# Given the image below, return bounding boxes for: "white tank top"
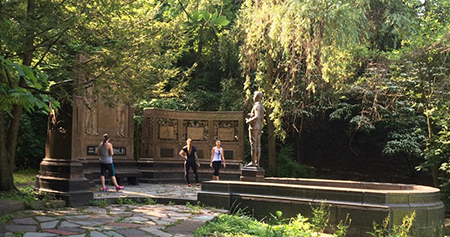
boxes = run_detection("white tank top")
[212,147,223,162]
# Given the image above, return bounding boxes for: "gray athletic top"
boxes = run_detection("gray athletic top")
[99,142,113,164]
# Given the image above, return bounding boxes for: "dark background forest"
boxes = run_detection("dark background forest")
[1,0,449,208]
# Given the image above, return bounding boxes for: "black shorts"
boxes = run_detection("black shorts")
[100,163,116,176]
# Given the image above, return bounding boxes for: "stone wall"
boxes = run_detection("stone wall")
[198,179,445,237]
[139,108,245,182]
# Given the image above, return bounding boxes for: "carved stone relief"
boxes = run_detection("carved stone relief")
[183,120,208,141]
[158,118,178,140]
[214,120,238,141]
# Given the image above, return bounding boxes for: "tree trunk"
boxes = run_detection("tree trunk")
[0,0,35,191]
[0,111,14,190]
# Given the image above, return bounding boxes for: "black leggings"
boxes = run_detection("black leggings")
[185,161,199,184]
[100,163,116,176]
[212,161,222,176]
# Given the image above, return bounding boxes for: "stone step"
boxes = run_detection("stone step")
[0,200,24,216]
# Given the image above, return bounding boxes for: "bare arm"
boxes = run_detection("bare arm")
[210,148,214,163]
[221,148,226,167]
[179,149,186,160]
[195,152,199,164]
[108,143,114,156]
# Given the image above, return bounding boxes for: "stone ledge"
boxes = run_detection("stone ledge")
[0,200,24,216]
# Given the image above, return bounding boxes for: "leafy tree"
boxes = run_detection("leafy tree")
[0,56,57,191]
[381,0,450,187]
[0,0,198,191]
[236,0,368,174]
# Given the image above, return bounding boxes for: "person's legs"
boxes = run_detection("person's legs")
[185,161,191,185]
[100,176,107,189]
[192,162,199,184]
[100,164,108,190]
[213,161,221,180]
[106,163,124,190]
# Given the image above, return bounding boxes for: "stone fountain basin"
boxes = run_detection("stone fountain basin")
[198,178,444,237]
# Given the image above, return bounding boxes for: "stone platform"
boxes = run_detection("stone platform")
[0,183,224,237]
[198,178,445,237]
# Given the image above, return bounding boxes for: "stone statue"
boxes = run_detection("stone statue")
[245,91,264,167]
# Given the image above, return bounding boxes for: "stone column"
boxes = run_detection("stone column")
[36,83,93,207]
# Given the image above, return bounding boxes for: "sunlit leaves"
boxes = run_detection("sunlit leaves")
[0,56,58,115]
[237,0,368,139]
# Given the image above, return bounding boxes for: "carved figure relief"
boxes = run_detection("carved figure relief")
[116,100,127,137]
[84,84,98,135]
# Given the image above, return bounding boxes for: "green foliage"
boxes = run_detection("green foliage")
[86,199,109,207]
[237,0,368,140]
[115,198,134,205]
[15,113,47,169]
[0,185,38,204]
[310,202,331,233]
[0,57,58,115]
[13,169,38,186]
[267,210,288,226]
[0,214,13,223]
[276,145,315,178]
[333,213,351,237]
[368,211,415,237]
[193,211,273,236]
[194,207,350,237]
[383,129,424,158]
[186,201,204,214]
[144,198,158,205]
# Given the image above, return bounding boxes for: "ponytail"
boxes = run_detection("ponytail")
[103,133,109,143]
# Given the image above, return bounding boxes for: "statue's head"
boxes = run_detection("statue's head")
[253,91,263,102]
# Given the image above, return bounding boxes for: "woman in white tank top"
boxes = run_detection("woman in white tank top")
[210,140,226,180]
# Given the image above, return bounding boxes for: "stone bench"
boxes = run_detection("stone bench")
[115,171,142,185]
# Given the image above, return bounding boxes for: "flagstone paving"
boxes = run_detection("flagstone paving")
[0,183,227,237]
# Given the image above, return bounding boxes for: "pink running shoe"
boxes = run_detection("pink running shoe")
[102,188,109,191]
[116,186,124,191]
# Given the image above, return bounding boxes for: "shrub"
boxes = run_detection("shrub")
[277,145,315,178]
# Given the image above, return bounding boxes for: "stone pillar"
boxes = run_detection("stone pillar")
[36,83,93,206]
[240,166,265,182]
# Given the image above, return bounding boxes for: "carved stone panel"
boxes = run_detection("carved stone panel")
[141,108,244,161]
[183,120,208,141]
[158,118,177,140]
[159,126,174,140]
[218,128,235,141]
[213,120,239,141]
[187,127,204,140]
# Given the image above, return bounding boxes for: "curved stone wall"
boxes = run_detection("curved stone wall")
[198,178,444,237]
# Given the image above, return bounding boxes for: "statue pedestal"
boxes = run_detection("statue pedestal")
[240,166,265,182]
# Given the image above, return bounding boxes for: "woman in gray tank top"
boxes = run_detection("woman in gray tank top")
[97,134,124,191]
